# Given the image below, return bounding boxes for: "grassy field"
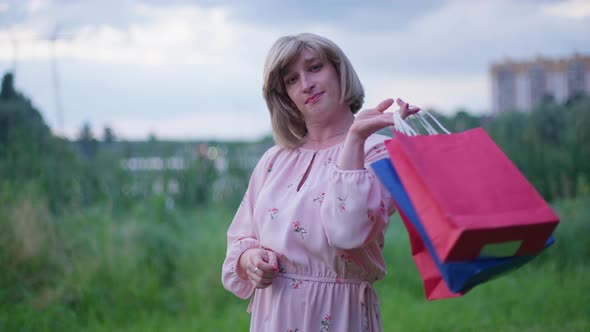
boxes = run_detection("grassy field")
[0,194,588,331]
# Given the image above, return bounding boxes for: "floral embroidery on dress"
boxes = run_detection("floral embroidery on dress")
[367,201,387,222]
[362,318,370,332]
[267,162,274,173]
[313,193,326,205]
[268,208,279,220]
[323,157,333,166]
[361,305,370,332]
[367,209,376,222]
[292,221,307,239]
[337,195,347,212]
[320,313,332,331]
[290,278,303,289]
[373,145,384,154]
[278,264,287,274]
[340,254,352,266]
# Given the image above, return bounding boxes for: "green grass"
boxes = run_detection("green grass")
[376,198,590,331]
[0,195,588,331]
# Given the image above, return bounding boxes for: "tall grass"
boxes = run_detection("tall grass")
[0,192,588,331]
[376,198,590,331]
[0,191,247,331]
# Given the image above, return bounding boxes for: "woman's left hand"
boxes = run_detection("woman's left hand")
[349,98,420,140]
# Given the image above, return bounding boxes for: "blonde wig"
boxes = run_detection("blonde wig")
[262,33,365,148]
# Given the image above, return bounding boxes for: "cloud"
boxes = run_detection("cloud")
[5,1,587,71]
[365,74,489,114]
[220,0,448,31]
[0,0,588,140]
[0,3,242,65]
[541,0,590,19]
[330,0,590,77]
[26,0,48,13]
[66,110,272,141]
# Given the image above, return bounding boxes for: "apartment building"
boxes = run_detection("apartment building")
[491,54,590,113]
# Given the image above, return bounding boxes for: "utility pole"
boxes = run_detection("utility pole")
[50,25,65,134]
[10,31,17,76]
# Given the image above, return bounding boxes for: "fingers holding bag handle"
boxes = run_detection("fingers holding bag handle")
[392,98,451,136]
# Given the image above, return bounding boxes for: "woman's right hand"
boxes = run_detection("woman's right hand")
[238,248,279,289]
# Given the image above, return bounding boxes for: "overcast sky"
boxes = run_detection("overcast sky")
[0,0,589,141]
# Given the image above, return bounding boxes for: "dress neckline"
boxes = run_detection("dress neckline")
[298,141,344,153]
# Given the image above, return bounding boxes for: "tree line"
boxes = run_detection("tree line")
[1,71,588,215]
[432,95,590,201]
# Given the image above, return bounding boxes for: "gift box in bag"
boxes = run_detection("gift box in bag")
[386,128,559,262]
[371,158,554,300]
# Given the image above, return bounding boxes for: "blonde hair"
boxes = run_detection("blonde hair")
[262,33,365,148]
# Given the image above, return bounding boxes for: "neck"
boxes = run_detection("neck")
[305,130,348,142]
[303,110,354,149]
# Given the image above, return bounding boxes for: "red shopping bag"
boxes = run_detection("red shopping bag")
[398,207,464,300]
[386,128,559,262]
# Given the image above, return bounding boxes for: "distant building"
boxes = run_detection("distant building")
[491,54,590,113]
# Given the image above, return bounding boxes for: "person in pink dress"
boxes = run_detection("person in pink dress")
[221,33,420,331]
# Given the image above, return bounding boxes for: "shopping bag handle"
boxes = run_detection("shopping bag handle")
[392,107,451,136]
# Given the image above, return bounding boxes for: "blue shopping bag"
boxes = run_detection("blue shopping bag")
[371,158,554,299]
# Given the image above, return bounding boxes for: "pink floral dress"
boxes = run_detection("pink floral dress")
[222,134,396,332]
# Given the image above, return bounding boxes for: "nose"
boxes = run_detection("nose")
[301,74,315,93]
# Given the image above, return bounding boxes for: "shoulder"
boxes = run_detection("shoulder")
[260,144,298,161]
[255,144,292,169]
[254,145,280,169]
[261,144,282,160]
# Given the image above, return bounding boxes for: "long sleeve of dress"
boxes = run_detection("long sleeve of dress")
[221,148,275,299]
[321,135,396,250]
